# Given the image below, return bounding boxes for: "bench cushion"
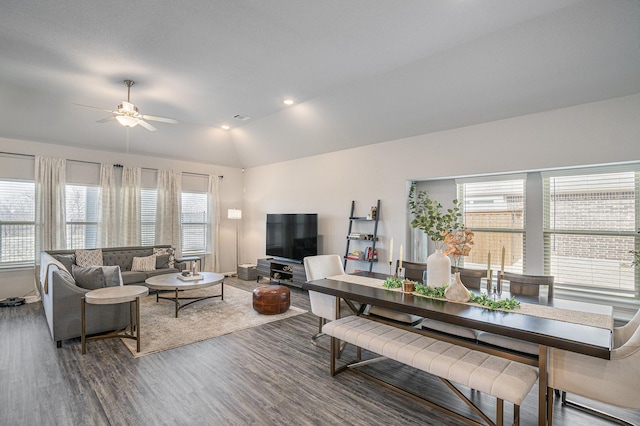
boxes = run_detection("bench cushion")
[324,316,537,406]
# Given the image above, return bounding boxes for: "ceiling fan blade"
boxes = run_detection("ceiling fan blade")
[141,114,177,124]
[96,116,116,123]
[73,103,114,113]
[137,120,157,132]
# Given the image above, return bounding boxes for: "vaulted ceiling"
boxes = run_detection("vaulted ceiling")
[1,0,639,168]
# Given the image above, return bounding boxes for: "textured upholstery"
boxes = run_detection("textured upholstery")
[421,317,480,340]
[549,319,640,410]
[324,316,538,406]
[40,246,184,346]
[304,254,346,321]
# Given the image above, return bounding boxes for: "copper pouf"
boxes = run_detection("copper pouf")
[252,285,290,315]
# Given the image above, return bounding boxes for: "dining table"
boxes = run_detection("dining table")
[303,272,613,426]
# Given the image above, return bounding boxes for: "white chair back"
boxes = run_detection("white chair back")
[549,318,640,409]
[304,255,345,321]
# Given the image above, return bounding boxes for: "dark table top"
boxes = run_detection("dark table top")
[303,273,613,359]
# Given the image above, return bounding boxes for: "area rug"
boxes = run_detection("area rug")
[121,284,306,357]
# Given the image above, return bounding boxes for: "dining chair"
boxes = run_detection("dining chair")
[396,260,427,281]
[476,272,555,355]
[304,254,354,349]
[548,310,640,426]
[551,308,640,425]
[420,267,487,341]
[367,260,424,325]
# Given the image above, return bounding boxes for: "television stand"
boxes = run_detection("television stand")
[256,258,306,288]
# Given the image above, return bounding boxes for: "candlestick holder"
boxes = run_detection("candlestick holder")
[389,261,393,278]
[397,267,405,281]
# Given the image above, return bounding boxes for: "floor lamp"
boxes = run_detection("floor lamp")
[228,209,242,275]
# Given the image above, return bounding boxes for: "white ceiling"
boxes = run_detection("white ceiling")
[1,0,639,168]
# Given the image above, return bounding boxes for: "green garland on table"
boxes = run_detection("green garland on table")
[414,282,447,299]
[383,277,403,289]
[410,283,520,311]
[468,293,520,311]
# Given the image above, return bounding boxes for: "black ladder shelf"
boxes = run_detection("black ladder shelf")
[343,199,381,272]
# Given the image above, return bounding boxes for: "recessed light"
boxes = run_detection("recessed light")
[283,99,294,106]
[221,125,230,130]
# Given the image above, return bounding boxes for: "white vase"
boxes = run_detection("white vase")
[426,249,451,287]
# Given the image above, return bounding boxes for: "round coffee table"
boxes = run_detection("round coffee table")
[145,272,225,318]
[81,285,149,354]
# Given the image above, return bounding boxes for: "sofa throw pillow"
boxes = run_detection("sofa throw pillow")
[155,254,170,269]
[72,265,106,290]
[52,254,75,272]
[153,247,175,268]
[100,265,123,287]
[75,249,103,267]
[132,255,157,272]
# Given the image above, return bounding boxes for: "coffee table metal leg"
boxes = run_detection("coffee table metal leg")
[81,297,86,354]
[175,288,179,318]
[136,296,141,352]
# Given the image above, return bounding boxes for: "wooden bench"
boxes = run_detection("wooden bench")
[323,316,538,426]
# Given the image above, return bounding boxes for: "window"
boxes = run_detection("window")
[181,191,207,254]
[457,177,526,273]
[0,179,35,266]
[65,184,99,249]
[141,188,157,246]
[543,167,639,296]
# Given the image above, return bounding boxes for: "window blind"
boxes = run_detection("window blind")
[65,184,98,249]
[543,167,639,295]
[181,191,207,254]
[140,188,157,246]
[457,178,526,273]
[0,179,35,265]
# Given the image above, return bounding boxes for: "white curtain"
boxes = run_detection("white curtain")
[204,175,221,272]
[156,169,182,256]
[34,156,66,301]
[97,164,117,247]
[120,166,141,246]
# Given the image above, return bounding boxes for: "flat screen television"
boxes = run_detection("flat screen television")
[266,213,318,262]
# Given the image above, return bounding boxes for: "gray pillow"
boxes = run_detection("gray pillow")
[72,265,106,290]
[53,254,75,272]
[100,265,122,287]
[156,254,170,269]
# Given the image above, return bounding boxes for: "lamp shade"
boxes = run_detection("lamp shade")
[228,208,242,220]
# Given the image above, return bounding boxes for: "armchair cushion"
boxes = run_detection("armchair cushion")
[72,265,106,290]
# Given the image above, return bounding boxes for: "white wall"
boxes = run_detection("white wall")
[243,94,640,276]
[0,138,244,299]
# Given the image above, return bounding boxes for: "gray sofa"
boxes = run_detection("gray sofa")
[39,245,186,347]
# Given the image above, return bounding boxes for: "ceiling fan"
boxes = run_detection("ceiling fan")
[79,80,177,131]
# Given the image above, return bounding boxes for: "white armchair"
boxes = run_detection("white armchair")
[304,255,354,348]
[548,308,640,425]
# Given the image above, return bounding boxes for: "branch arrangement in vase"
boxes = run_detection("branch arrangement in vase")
[408,182,463,248]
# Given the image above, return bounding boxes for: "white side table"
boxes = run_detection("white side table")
[81,285,149,354]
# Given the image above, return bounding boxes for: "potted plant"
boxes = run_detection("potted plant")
[408,182,463,286]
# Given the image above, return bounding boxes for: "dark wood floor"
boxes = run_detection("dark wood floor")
[1,277,637,426]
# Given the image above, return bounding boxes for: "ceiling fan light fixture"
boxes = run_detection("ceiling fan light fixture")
[116,115,140,128]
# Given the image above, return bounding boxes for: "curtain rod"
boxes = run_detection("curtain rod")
[0,151,223,179]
